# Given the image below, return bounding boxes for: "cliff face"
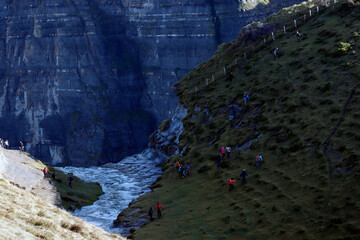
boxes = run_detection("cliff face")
[0,0,304,166]
[0,0,154,166]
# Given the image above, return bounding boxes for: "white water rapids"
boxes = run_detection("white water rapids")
[57,148,166,234]
[56,105,187,235]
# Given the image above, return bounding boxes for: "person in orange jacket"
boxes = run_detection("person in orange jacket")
[156,202,162,218]
[228,178,236,192]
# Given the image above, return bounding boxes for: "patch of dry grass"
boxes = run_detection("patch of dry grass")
[0,179,124,240]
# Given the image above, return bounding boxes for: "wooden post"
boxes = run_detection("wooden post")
[283,25,286,34]
[272,32,275,40]
[317,6,319,14]
[294,19,297,28]
[309,9,312,17]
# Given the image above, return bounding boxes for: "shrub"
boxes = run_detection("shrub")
[338,42,351,52]
[37,210,45,217]
[317,47,328,57]
[70,223,82,233]
[60,221,70,229]
[318,81,334,92]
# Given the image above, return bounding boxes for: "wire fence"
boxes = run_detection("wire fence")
[188,0,347,94]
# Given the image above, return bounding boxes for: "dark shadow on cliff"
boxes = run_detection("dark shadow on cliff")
[85,1,156,165]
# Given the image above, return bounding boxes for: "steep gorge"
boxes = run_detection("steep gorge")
[0,0,304,166]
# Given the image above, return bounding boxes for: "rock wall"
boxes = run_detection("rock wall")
[0,0,305,166]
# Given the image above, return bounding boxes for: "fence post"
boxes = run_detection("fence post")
[283,25,286,34]
[294,19,297,28]
[272,32,275,40]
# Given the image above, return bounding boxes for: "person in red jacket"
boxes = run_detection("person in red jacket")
[228,178,236,192]
[43,167,47,179]
[156,203,162,218]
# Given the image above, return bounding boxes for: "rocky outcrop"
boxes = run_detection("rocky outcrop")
[0,0,305,166]
[0,0,155,166]
[149,105,187,156]
[0,147,61,206]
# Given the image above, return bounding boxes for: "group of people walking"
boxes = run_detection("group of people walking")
[0,139,25,152]
[228,153,264,191]
[148,203,162,221]
[217,146,231,167]
[174,161,192,179]
[274,31,302,60]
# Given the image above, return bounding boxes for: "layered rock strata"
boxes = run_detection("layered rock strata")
[0,0,304,166]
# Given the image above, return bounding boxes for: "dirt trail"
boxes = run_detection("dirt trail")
[0,147,61,206]
[322,84,359,199]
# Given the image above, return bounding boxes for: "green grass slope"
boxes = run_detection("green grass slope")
[124,2,360,239]
[45,164,104,210]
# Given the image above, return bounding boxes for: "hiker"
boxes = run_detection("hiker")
[240,169,248,184]
[156,203,162,218]
[217,153,222,168]
[68,175,74,188]
[174,161,180,170]
[4,139,9,149]
[43,167,47,179]
[296,31,301,42]
[51,172,56,181]
[19,141,24,152]
[186,162,192,175]
[273,48,279,60]
[178,165,182,179]
[228,178,236,192]
[229,114,234,128]
[225,146,231,159]
[148,207,154,221]
[221,147,226,160]
[182,168,187,178]
[256,153,263,168]
[243,94,250,104]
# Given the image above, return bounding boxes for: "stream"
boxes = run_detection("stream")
[57,148,166,234]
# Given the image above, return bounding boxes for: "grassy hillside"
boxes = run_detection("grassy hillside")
[45,164,104,210]
[123,1,360,239]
